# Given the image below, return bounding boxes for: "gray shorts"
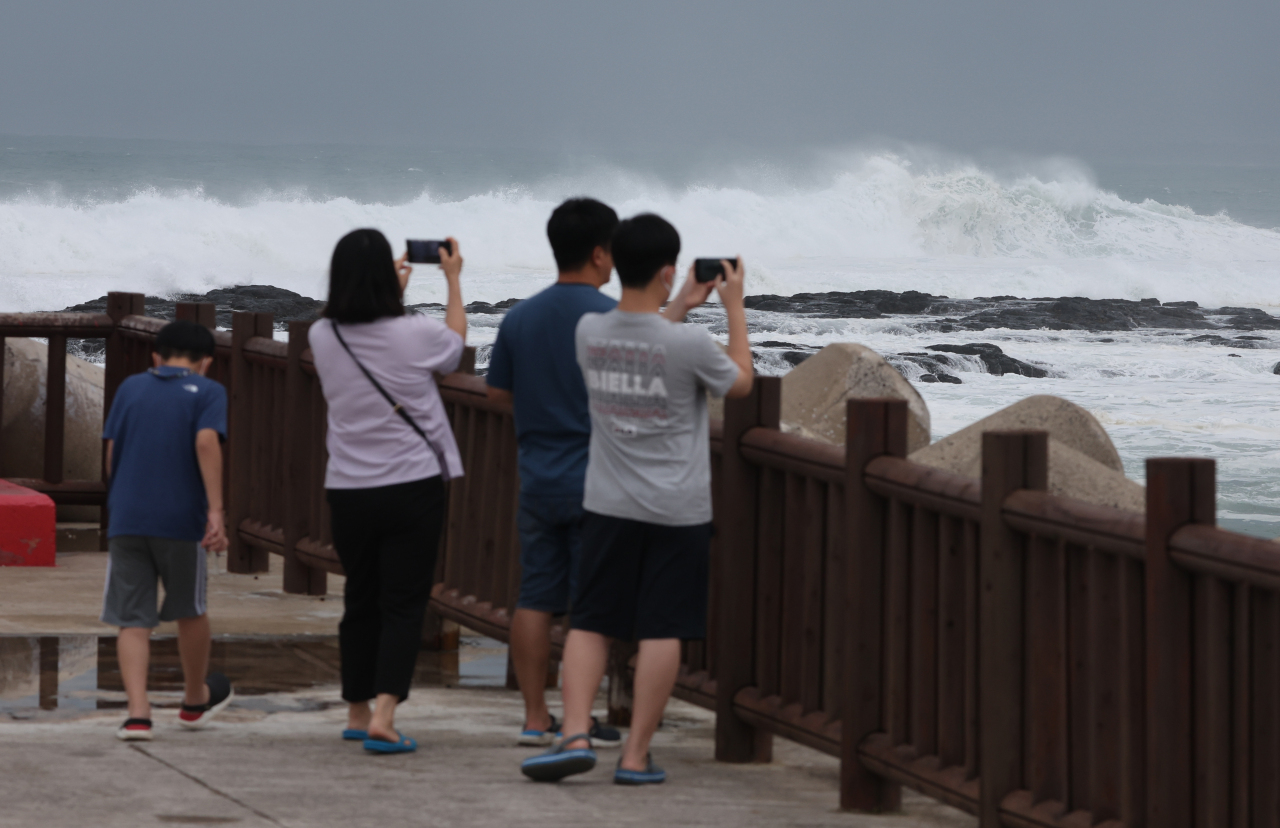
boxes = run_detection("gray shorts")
[101,536,208,628]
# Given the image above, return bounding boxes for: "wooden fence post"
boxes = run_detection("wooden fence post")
[44,334,67,485]
[978,431,1048,827]
[226,312,271,574]
[714,375,774,763]
[102,293,145,546]
[1145,457,1214,828]
[842,398,909,811]
[281,320,325,595]
[175,302,217,329]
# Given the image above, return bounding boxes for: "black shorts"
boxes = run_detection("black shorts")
[571,511,711,641]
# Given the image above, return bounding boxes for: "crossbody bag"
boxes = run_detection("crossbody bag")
[330,322,454,482]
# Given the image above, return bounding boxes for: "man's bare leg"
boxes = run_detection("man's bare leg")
[176,614,212,706]
[117,626,153,720]
[511,608,556,730]
[620,638,680,770]
[559,628,608,748]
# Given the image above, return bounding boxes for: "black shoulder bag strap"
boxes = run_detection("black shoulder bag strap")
[330,322,453,482]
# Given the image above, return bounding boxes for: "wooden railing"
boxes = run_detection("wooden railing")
[3,296,1279,826]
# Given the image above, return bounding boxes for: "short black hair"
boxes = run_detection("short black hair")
[155,320,216,361]
[547,198,619,272]
[611,213,681,289]
[323,228,405,323]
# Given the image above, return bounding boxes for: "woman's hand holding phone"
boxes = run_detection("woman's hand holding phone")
[439,237,463,282]
[395,253,413,294]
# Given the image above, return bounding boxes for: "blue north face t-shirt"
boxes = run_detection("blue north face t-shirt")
[486,282,617,495]
[103,366,228,540]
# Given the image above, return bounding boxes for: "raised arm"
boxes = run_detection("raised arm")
[440,237,466,343]
[718,258,754,399]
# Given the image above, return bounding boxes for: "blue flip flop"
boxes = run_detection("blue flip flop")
[342,729,368,741]
[521,733,596,782]
[614,754,666,785]
[363,731,417,754]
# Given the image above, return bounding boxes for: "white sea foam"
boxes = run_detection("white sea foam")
[2,152,1279,312]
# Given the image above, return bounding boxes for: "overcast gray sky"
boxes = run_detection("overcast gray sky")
[1,0,1277,163]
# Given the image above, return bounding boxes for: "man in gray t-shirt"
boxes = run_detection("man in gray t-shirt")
[521,213,754,786]
[577,310,739,525]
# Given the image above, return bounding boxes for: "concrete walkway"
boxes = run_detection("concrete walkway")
[0,554,976,827]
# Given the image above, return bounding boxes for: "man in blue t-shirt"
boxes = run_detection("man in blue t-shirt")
[487,198,623,746]
[101,320,234,742]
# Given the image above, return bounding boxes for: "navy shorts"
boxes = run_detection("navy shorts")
[516,492,586,614]
[571,512,711,642]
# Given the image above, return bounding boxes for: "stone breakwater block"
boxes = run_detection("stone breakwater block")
[0,480,56,566]
[910,395,1144,512]
[781,343,931,452]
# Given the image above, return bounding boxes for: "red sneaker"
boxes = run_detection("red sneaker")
[178,673,234,730]
[116,718,153,741]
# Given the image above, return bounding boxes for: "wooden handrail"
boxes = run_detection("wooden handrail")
[1169,522,1280,591]
[1002,488,1145,559]
[739,425,844,483]
[0,312,115,338]
[864,455,982,521]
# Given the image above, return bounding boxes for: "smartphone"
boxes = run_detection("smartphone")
[694,257,735,283]
[406,239,453,264]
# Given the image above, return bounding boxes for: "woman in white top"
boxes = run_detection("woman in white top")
[308,228,466,753]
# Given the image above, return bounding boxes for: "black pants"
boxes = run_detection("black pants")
[327,476,446,703]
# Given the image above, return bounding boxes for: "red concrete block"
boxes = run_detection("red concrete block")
[0,479,57,566]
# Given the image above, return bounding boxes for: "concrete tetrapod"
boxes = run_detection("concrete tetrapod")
[780,342,931,452]
[2,337,105,521]
[910,394,1144,512]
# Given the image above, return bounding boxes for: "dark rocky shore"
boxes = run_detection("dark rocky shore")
[55,285,1279,382]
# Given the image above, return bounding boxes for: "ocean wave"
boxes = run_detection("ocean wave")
[2,153,1279,312]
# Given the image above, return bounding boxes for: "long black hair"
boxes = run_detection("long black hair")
[323,228,405,323]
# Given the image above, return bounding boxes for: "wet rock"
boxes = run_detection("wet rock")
[1273,362,1280,374]
[1186,334,1269,349]
[780,343,931,452]
[743,290,937,317]
[888,352,965,384]
[925,343,1048,377]
[1215,307,1280,330]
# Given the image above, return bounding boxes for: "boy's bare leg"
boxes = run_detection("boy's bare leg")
[117,626,153,719]
[368,693,402,742]
[511,608,554,730]
[620,638,681,770]
[559,628,608,748]
[176,614,211,706]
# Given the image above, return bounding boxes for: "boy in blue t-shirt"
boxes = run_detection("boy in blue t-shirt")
[101,320,233,741]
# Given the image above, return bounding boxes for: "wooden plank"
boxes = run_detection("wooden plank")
[799,476,825,715]
[883,498,911,746]
[1089,548,1122,820]
[1024,535,1068,806]
[1067,542,1095,812]
[908,505,939,757]
[755,468,783,698]
[1193,573,1231,828]
[227,312,261,573]
[739,426,844,482]
[1170,523,1280,592]
[935,516,965,768]
[978,430,1048,828]
[1251,590,1280,828]
[713,374,770,762]
[962,518,979,779]
[842,397,908,812]
[44,334,67,484]
[1144,457,1214,828]
[1119,554,1147,825]
[1232,584,1251,828]
[822,482,846,720]
[780,472,805,705]
[1003,489,1144,560]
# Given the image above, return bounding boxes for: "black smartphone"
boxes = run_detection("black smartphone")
[406,239,453,264]
[694,257,735,283]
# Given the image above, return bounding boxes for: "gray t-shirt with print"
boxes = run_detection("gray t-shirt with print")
[576,309,741,526]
